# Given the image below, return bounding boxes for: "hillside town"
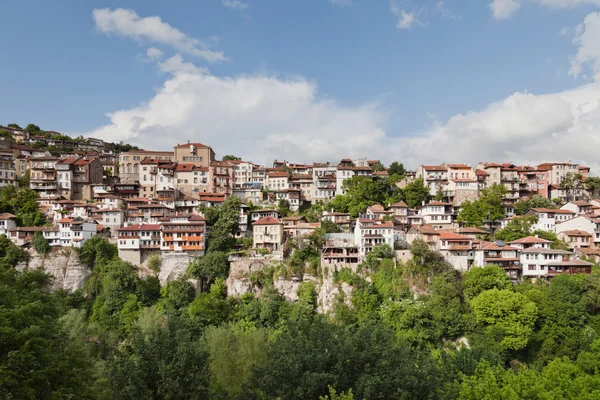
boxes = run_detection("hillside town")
[1,123,598,282]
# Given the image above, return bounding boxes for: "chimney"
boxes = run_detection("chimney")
[422,200,425,206]
[534,234,539,238]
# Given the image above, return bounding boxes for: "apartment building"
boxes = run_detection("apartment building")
[538,162,580,186]
[0,150,16,187]
[266,171,289,191]
[420,201,454,229]
[29,156,59,198]
[116,224,161,265]
[322,233,360,265]
[210,161,233,195]
[312,163,337,200]
[354,217,395,257]
[416,165,448,195]
[119,150,174,184]
[175,163,209,197]
[160,214,206,254]
[174,142,215,167]
[289,174,313,201]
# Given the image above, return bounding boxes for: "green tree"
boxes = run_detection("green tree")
[584,176,600,190]
[278,198,292,217]
[561,172,584,202]
[222,155,241,161]
[471,289,538,351]
[24,123,41,134]
[204,322,268,397]
[370,161,385,172]
[514,194,555,215]
[206,196,242,252]
[387,161,405,177]
[32,231,50,255]
[463,266,512,300]
[0,129,15,144]
[188,251,229,292]
[403,177,431,208]
[458,184,507,228]
[494,215,538,242]
[7,123,21,129]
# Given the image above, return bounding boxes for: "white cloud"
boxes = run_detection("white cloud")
[536,0,600,8]
[390,1,418,29]
[158,54,208,74]
[331,0,352,6]
[570,12,600,77]
[92,8,226,62]
[489,0,521,20]
[87,10,600,173]
[146,47,163,61]
[222,0,248,10]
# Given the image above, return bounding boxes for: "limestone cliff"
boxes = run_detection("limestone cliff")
[18,248,91,292]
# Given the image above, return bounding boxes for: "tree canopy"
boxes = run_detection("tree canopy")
[458,184,507,228]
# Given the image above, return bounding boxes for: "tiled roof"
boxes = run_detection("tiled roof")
[530,208,575,214]
[560,230,592,237]
[0,213,16,219]
[268,172,289,178]
[479,241,518,251]
[446,164,471,169]
[116,224,161,232]
[422,165,446,171]
[253,216,282,225]
[509,236,552,244]
[175,142,209,148]
[439,231,471,240]
[390,201,408,208]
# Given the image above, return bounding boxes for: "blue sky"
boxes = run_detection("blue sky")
[1,0,600,169]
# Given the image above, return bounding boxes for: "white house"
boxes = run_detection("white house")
[526,208,575,232]
[354,218,395,257]
[0,213,16,237]
[253,216,284,251]
[438,231,474,272]
[420,201,454,229]
[57,217,97,248]
[561,201,593,216]
[520,248,593,279]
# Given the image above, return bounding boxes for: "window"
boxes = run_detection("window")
[528,265,536,271]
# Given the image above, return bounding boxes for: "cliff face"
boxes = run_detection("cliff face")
[18,248,91,292]
[17,248,355,314]
[226,258,355,313]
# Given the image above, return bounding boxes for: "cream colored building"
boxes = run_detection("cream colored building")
[253,216,284,251]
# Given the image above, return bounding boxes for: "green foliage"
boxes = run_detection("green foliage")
[206,196,241,252]
[187,251,229,292]
[320,386,354,400]
[0,129,15,143]
[25,123,41,133]
[471,289,538,351]
[147,253,161,274]
[370,161,385,172]
[78,235,118,269]
[584,176,600,190]
[403,177,431,208]
[494,215,538,242]
[0,184,46,226]
[32,231,50,254]
[278,198,292,217]
[514,194,555,215]
[458,184,507,227]
[330,175,402,217]
[222,154,241,161]
[387,161,405,177]
[561,172,584,201]
[463,266,512,300]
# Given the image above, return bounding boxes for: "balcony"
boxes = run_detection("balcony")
[31,183,57,190]
[182,245,204,251]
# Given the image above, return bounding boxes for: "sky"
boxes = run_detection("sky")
[1,0,600,171]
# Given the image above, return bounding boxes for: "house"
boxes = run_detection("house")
[57,217,98,248]
[209,161,233,195]
[509,236,552,250]
[174,163,209,197]
[116,224,161,265]
[561,201,593,216]
[266,171,290,191]
[473,241,521,282]
[438,231,474,272]
[289,174,313,201]
[420,201,454,229]
[416,165,448,195]
[174,142,215,167]
[322,233,360,265]
[321,211,352,231]
[520,248,593,279]
[285,222,320,238]
[454,227,488,239]
[253,216,284,251]
[574,247,600,264]
[119,150,174,184]
[9,226,59,247]
[405,224,440,247]
[276,189,301,212]
[554,215,600,246]
[250,209,280,223]
[526,208,575,232]
[354,218,396,257]
[312,163,337,200]
[0,150,16,187]
[389,201,409,224]
[0,213,16,236]
[29,156,59,198]
[160,214,206,254]
[557,230,593,249]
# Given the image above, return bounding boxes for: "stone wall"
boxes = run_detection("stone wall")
[18,248,91,292]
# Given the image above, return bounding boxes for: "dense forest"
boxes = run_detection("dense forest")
[3,227,600,399]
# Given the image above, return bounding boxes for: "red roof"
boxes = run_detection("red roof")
[475,169,489,176]
[116,224,160,232]
[446,164,471,169]
[530,208,575,214]
[439,231,471,240]
[268,172,289,178]
[253,216,281,225]
[390,201,408,208]
[422,165,446,171]
[58,218,73,223]
[559,230,592,237]
[479,241,518,251]
[509,236,552,244]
